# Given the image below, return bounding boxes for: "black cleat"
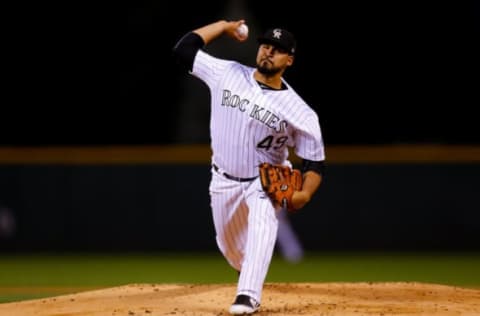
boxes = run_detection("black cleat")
[229,294,260,315]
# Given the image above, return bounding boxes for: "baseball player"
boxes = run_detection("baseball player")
[173,19,325,314]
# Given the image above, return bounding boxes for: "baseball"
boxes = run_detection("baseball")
[236,24,249,38]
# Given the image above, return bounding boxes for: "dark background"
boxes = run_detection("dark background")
[3,0,480,146]
[1,1,479,252]
[1,164,479,252]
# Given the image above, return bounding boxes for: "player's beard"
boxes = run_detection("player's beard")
[256,60,282,76]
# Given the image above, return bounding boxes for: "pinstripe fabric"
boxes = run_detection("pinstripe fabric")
[209,168,278,303]
[192,50,325,177]
[192,49,325,305]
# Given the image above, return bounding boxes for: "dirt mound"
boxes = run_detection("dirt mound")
[1,282,479,315]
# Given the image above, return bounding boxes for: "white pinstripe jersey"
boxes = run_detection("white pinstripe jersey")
[192,50,325,178]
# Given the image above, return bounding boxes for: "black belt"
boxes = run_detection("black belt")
[213,164,258,182]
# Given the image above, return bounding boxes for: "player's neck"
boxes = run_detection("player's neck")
[253,71,282,90]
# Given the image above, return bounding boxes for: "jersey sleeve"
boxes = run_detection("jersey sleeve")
[293,112,325,162]
[191,50,233,88]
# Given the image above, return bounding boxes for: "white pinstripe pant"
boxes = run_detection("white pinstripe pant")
[209,168,279,304]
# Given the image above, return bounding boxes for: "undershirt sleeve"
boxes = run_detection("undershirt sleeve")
[172,32,205,72]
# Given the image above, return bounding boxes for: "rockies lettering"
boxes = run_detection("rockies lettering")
[221,89,249,112]
[221,89,288,133]
[192,49,324,178]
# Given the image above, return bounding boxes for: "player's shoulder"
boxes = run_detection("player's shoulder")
[196,50,239,68]
[237,63,255,76]
[283,82,316,110]
[218,60,254,81]
[201,50,252,72]
[280,82,320,123]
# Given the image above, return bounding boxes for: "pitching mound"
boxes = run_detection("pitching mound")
[1,282,479,315]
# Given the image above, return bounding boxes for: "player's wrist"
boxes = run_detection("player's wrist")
[292,191,311,210]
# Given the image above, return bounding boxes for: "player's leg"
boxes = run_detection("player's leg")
[276,207,304,263]
[209,169,248,272]
[235,179,278,305]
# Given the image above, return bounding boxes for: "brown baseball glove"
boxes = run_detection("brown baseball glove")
[259,162,303,211]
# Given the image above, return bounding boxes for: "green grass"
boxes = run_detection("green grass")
[0,251,479,303]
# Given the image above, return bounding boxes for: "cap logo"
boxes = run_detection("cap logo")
[272,29,282,39]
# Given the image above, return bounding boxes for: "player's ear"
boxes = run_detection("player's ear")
[286,55,294,67]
